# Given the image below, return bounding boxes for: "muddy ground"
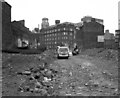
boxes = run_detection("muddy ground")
[1,48,119,96]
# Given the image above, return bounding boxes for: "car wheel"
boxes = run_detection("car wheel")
[66,56,69,59]
[57,55,60,59]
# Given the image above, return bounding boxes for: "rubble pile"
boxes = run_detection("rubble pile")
[51,60,118,96]
[16,62,59,96]
[80,48,118,61]
[2,50,118,96]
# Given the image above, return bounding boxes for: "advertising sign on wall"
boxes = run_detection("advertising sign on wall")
[97,35,104,42]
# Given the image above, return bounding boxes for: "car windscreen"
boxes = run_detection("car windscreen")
[58,48,68,52]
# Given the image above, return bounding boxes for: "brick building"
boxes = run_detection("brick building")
[11,20,31,48]
[81,16,103,25]
[77,19,104,49]
[0,0,13,50]
[40,21,76,50]
[115,30,120,48]
[39,17,104,50]
[104,30,115,49]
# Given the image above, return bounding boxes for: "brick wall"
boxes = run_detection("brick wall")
[77,21,104,49]
[2,2,13,50]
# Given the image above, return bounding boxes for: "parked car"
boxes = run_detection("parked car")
[57,46,69,59]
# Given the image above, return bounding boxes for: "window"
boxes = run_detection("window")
[70,28,73,31]
[64,28,66,30]
[70,33,72,36]
[63,32,65,35]
[74,35,75,39]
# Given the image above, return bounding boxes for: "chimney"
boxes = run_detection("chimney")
[55,20,60,25]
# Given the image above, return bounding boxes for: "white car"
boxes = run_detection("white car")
[57,46,69,59]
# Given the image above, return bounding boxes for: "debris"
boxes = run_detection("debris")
[22,71,31,75]
[43,77,51,82]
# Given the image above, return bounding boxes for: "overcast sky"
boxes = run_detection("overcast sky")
[6,0,119,33]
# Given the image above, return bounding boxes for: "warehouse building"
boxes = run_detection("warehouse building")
[40,19,76,50]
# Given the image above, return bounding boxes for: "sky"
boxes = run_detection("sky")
[5,0,120,33]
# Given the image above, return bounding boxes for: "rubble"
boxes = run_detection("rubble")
[16,61,59,96]
[2,49,118,96]
[80,48,118,61]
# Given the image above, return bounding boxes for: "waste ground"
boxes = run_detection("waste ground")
[2,48,119,96]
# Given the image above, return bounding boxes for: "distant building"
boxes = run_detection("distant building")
[77,20,104,49]
[39,17,104,50]
[115,30,120,48]
[104,30,114,40]
[11,20,31,48]
[0,0,13,50]
[40,20,76,50]
[41,18,49,29]
[114,1,120,49]
[81,16,103,25]
[104,30,115,49]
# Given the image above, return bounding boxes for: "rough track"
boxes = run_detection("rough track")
[51,56,118,96]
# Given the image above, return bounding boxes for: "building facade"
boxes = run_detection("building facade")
[114,1,120,49]
[38,18,104,50]
[77,19,104,49]
[0,0,13,50]
[104,30,115,49]
[11,20,31,48]
[40,22,76,50]
[115,30,120,48]
[81,16,103,25]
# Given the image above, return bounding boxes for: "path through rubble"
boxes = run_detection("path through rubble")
[2,51,118,96]
[51,56,118,96]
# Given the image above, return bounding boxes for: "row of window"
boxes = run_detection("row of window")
[44,36,74,41]
[39,36,73,42]
[39,33,74,42]
[45,41,73,45]
[43,28,74,34]
[44,32,73,38]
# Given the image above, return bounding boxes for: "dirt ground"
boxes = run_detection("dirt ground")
[1,48,119,96]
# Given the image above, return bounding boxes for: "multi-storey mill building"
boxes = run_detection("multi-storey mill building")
[40,18,77,50]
